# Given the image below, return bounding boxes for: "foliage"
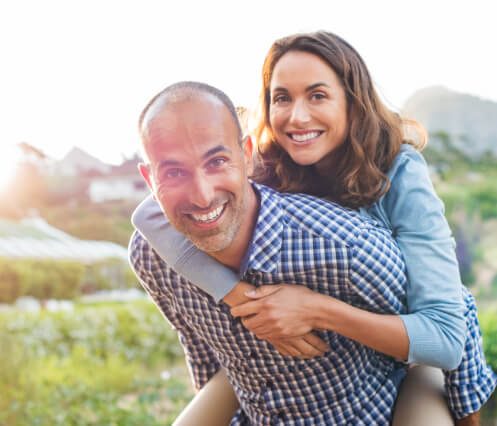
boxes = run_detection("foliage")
[0,300,183,362]
[0,301,191,426]
[0,258,85,303]
[0,257,139,303]
[39,199,137,246]
[480,310,497,373]
[2,300,497,424]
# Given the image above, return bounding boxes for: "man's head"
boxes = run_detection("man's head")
[138,82,256,260]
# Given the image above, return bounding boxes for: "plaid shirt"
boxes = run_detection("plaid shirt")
[129,184,408,425]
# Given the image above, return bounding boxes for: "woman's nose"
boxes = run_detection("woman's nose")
[289,99,311,125]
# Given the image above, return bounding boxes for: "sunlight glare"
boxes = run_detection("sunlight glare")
[0,144,22,192]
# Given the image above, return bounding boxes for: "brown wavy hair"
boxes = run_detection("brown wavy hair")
[252,31,426,209]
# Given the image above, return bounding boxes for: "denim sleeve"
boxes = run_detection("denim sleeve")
[381,150,466,369]
[131,195,239,302]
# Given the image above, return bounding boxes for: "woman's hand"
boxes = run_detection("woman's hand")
[230,284,319,339]
[266,333,330,358]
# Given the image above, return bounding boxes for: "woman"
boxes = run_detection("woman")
[132,31,496,424]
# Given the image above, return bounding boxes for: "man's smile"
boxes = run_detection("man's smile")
[186,202,227,226]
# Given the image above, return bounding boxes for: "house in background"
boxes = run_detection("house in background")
[89,176,148,203]
[54,147,112,177]
[88,153,148,202]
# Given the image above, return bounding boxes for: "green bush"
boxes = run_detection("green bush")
[480,310,497,373]
[0,258,85,303]
[82,257,140,293]
[0,257,139,303]
[0,301,190,426]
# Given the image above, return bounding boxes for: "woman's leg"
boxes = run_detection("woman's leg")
[392,365,454,426]
[173,369,239,426]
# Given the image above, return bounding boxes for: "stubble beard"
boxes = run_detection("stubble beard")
[173,194,246,254]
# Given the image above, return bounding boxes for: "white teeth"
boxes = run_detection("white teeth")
[290,131,321,142]
[191,205,225,223]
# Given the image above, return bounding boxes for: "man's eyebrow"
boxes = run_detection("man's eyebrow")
[202,145,232,159]
[157,159,182,173]
[156,145,231,172]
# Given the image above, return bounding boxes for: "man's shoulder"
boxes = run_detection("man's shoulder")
[128,230,163,278]
[257,184,373,244]
[129,230,150,266]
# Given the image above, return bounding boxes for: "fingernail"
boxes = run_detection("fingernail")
[245,290,256,296]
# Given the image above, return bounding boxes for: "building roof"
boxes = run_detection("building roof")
[0,217,128,263]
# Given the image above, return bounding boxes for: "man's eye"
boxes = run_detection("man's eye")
[163,168,186,179]
[207,158,227,169]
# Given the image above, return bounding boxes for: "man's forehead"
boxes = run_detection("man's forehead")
[142,90,225,130]
[143,97,239,160]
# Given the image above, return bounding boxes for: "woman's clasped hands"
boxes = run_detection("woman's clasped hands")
[230,284,330,359]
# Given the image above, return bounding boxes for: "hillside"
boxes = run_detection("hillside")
[402,86,497,158]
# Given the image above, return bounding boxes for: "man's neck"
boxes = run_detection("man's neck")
[208,186,259,272]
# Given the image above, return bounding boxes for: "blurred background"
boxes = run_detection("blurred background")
[1,0,496,424]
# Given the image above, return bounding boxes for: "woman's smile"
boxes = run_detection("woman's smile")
[269,50,348,166]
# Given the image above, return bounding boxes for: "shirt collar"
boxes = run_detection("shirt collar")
[239,183,283,275]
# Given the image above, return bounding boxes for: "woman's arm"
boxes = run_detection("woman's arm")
[380,147,466,369]
[132,195,329,358]
[232,148,466,369]
[231,284,409,360]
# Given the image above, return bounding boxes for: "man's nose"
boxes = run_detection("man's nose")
[189,172,215,209]
[289,99,311,125]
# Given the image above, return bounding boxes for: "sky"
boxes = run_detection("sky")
[1,0,496,169]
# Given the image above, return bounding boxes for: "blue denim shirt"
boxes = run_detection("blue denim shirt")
[131,144,466,369]
[360,144,465,368]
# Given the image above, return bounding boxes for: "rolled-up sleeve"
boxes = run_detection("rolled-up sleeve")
[382,149,466,369]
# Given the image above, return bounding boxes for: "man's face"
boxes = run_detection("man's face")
[140,95,253,254]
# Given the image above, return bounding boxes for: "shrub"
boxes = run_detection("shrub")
[0,301,190,426]
[0,258,85,303]
[480,310,497,373]
[0,257,139,303]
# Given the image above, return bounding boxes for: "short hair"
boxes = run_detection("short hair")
[138,81,243,142]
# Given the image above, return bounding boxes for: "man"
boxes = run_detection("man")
[130,81,409,425]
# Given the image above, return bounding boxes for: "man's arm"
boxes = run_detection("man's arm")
[129,232,221,390]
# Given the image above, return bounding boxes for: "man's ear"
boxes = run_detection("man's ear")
[242,135,254,174]
[138,163,157,200]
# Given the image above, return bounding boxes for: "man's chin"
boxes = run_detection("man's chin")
[183,229,233,253]
[190,237,233,253]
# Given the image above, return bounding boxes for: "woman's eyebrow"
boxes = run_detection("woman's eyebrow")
[305,82,329,91]
[272,82,330,92]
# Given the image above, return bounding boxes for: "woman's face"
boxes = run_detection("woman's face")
[269,50,348,166]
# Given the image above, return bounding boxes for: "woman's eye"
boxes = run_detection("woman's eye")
[310,92,326,101]
[273,94,290,104]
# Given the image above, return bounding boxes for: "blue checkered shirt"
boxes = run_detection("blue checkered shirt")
[129,184,408,425]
